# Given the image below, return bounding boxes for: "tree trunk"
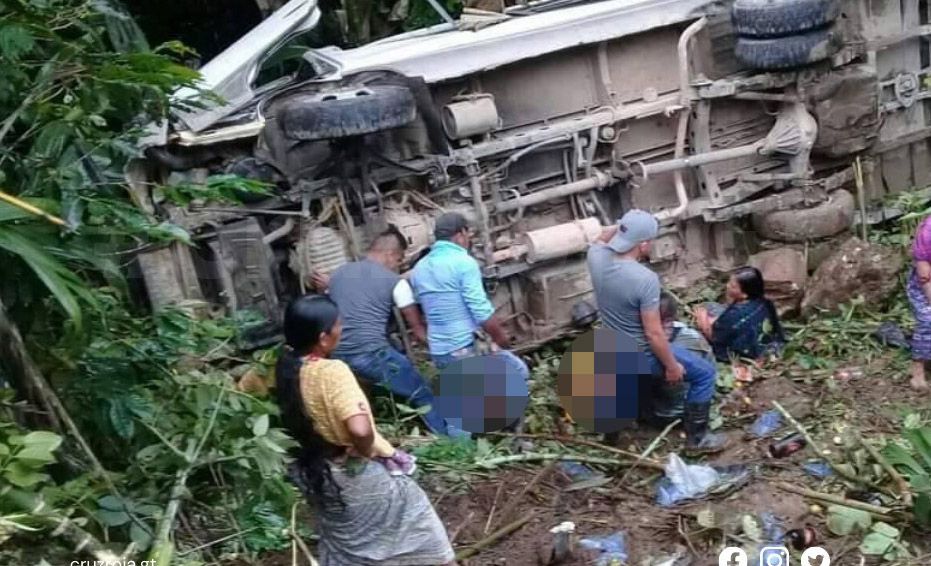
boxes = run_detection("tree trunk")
[0,295,62,431]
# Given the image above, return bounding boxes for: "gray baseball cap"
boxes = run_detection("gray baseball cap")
[607,209,659,253]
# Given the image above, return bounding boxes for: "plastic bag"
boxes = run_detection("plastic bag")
[873,322,910,351]
[579,531,628,566]
[749,410,782,438]
[757,512,789,566]
[656,453,720,507]
[802,460,834,479]
[558,460,596,481]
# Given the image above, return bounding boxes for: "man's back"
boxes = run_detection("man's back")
[328,259,399,356]
[587,243,661,348]
[411,241,495,355]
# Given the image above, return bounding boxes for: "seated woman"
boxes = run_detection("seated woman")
[275,294,456,566]
[693,266,786,363]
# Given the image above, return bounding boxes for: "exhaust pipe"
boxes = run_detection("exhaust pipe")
[636,102,818,181]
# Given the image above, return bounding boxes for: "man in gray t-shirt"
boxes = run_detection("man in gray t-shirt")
[586,209,727,455]
[313,231,460,437]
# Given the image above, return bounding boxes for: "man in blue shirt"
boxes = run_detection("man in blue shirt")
[411,213,530,384]
[312,231,464,437]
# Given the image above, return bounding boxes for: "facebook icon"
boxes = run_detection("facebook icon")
[719,547,749,566]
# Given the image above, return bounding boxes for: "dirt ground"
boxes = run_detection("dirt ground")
[420,354,929,566]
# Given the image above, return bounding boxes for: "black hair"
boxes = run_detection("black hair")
[659,292,677,322]
[732,266,786,342]
[282,294,339,355]
[276,295,344,507]
[370,228,408,253]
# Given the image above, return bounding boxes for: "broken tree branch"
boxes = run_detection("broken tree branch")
[476,453,645,469]
[484,481,505,535]
[0,296,62,432]
[449,511,476,545]
[148,389,225,566]
[487,432,664,470]
[494,461,555,531]
[0,486,123,563]
[620,419,680,484]
[0,296,155,541]
[455,512,536,561]
[771,401,872,487]
[776,483,894,519]
[859,435,913,507]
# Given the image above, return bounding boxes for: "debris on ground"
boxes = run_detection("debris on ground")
[557,460,597,481]
[872,321,911,350]
[768,432,807,458]
[656,454,718,507]
[578,531,628,566]
[748,409,782,439]
[801,460,833,479]
[547,521,575,564]
[785,525,818,550]
[801,237,904,316]
[656,454,752,507]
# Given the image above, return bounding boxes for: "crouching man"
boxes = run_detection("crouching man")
[586,209,727,455]
[316,230,462,437]
[411,213,530,393]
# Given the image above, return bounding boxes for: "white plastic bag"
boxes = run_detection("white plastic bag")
[656,453,719,506]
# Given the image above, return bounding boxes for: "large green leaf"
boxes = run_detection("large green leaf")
[884,442,927,477]
[826,505,872,536]
[3,461,47,488]
[905,427,931,470]
[0,226,92,325]
[915,493,931,529]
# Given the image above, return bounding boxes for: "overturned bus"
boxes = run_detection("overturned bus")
[132,0,928,349]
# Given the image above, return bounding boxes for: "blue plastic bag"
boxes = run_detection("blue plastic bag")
[759,512,788,566]
[558,460,596,481]
[749,410,782,438]
[579,531,628,566]
[802,460,834,478]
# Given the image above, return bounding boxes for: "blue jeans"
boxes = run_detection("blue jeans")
[432,344,530,434]
[645,343,716,404]
[432,345,530,383]
[336,347,449,435]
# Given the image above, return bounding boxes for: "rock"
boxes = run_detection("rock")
[749,248,808,316]
[801,237,904,316]
[806,240,836,273]
[752,189,855,243]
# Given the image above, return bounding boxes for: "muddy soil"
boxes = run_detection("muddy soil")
[242,355,927,566]
[422,355,929,566]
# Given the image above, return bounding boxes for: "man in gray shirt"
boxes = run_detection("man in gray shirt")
[314,231,461,437]
[587,209,727,455]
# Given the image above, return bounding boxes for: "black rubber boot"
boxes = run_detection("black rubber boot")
[684,402,729,456]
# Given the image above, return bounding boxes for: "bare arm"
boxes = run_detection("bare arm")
[693,306,714,340]
[344,414,376,458]
[481,314,511,349]
[400,305,427,344]
[310,271,330,293]
[642,309,684,383]
[917,260,931,283]
[596,225,619,244]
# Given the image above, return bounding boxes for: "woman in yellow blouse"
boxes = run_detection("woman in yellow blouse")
[275,295,456,565]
